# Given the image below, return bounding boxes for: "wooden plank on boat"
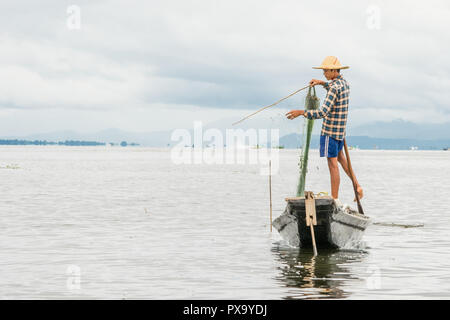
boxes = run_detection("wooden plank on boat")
[304,191,317,226]
[304,191,318,256]
[285,195,333,201]
[285,197,335,212]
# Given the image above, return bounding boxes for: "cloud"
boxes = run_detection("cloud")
[0,0,449,135]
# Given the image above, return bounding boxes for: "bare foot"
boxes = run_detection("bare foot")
[354,186,363,202]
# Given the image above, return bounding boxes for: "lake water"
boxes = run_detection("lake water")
[1,146,449,299]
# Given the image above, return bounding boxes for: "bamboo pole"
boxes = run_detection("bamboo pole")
[343,138,364,215]
[305,191,318,256]
[310,224,318,256]
[269,160,272,232]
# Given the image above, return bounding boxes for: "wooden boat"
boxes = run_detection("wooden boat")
[273,195,370,249]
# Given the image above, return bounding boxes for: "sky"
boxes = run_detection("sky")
[0,0,449,137]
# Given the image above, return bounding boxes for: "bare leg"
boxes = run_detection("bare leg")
[337,150,363,201]
[327,157,340,199]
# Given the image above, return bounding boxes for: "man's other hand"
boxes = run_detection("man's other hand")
[309,79,325,86]
[286,110,305,120]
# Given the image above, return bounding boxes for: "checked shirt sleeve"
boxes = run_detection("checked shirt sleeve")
[305,86,338,119]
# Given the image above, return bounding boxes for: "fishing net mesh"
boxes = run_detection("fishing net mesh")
[296,87,320,196]
[257,86,321,197]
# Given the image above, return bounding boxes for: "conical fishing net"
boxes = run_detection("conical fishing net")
[296,86,320,196]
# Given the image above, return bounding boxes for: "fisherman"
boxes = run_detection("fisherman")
[285,56,363,202]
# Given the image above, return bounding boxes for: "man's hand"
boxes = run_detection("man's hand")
[309,79,325,87]
[286,110,305,120]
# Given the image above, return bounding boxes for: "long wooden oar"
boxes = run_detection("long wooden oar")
[305,191,318,256]
[343,138,364,215]
[269,160,272,232]
[232,85,310,126]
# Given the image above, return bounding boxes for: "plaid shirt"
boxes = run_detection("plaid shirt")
[304,75,349,141]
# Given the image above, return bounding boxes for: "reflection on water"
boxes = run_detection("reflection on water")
[272,243,368,299]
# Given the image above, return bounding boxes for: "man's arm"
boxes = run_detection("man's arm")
[310,79,330,90]
[286,109,306,119]
[286,82,336,120]
[305,86,338,119]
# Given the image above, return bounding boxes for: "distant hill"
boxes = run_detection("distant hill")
[0,139,105,146]
[279,134,450,150]
[349,119,450,140]
[279,119,450,150]
[1,119,449,150]
[1,129,159,147]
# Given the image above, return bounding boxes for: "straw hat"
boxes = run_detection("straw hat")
[313,56,349,70]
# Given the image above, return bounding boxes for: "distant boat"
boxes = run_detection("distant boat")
[444,147,449,151]
[410,146,418,150]
[273,195,370,249]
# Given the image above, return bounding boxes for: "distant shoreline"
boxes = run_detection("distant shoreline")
[0,144,447,151]
[0,139,139,147]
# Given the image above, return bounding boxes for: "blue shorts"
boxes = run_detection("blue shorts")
[320,135,344,158]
